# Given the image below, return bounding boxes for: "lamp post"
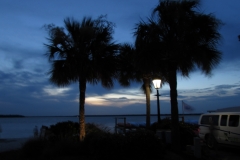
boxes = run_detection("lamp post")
[152,79,161,123]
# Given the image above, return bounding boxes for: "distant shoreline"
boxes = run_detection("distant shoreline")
[0,115,25,118]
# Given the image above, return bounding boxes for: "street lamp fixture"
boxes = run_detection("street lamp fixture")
[152,79,161,123]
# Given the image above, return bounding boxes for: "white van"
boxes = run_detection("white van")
[198,112,240,148]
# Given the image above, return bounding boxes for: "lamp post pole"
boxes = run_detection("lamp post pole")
[156,89,160,123]
[152,79,161,124]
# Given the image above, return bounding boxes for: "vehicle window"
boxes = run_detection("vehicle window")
[201,116,209,124]
[201,115,219,125]
[228,115,239,127]
[220,115,228,126]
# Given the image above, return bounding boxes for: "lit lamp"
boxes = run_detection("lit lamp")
[152,79,161,123]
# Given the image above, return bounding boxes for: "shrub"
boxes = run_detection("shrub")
[85,123,110,134]
[179,122,199,146]
[151,118,199,147]
[47,121,110,141]
[48,121,79,141]
[151,117,172,131]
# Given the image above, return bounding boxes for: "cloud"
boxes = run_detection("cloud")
[43,85,71,96]
[85,92,146,108]
[119,97,128,100]
[179,84,240,100]
[83,84,149,107]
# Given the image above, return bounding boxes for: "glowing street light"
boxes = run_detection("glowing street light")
[152,79,161,123]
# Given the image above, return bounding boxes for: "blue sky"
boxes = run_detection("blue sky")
[0,0,240,116]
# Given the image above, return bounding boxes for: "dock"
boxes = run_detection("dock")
[114,117,146,134]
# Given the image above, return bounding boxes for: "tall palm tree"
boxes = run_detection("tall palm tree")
[45,16,119,141]
[118,44,153,127]
[134,21,166,128]
[150,0,222,149]
[118,41,165,128]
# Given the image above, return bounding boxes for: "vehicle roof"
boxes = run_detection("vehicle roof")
[201,112,240,115]
[212,106,240,112]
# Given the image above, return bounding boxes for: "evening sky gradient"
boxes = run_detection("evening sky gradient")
[0,0,240,116]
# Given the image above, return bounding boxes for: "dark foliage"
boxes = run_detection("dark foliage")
[151,118,199,147]
[85,123,110,134]
[48,121,79,141]
[179,122,199,146]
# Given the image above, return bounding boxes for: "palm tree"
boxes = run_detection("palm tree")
[44,16,119,141]
[118,44,153,127]
[118,41,165,128]
[134,21,166,128]
[150,0,222,149]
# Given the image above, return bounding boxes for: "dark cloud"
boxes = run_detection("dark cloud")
[214,84,238,89]
[119,97,128,100]
[0,70,12,80]
[13,60,24,69]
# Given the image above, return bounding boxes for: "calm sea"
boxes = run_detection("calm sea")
[0,115,200,139]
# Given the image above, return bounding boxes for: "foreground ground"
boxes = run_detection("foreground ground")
[1,137,240,160]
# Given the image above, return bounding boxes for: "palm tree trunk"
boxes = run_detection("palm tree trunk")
[169,69,180,150]
[143,78,151,128]
[79,78,86,141]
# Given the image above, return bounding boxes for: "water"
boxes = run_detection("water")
[0,115,200,139]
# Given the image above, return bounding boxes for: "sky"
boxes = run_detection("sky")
[0,0,240,116]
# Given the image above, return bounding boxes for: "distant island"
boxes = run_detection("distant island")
[0,114,25,118]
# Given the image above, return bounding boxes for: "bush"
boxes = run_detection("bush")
[179,122,199,146]
[47,121,110,141]
[151,118,199,147]
[151,117,172,131]
[48,121,79,141]
[85,123,110,134]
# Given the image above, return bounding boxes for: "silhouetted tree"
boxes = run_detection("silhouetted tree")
[149,0,222,150]
[45,16,119,141]
[118,44,153,128]
[135,20,167,128]
[118,38,165,128]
